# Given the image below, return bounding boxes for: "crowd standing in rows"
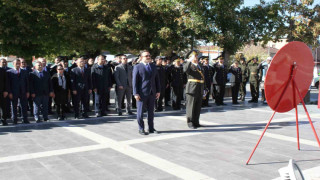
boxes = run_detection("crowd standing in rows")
[0,51,271,134]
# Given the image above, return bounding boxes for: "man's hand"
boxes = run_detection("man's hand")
[135,94,141,101]
[73,90,77,95]
[3,92,8,98]
[9,93,13,99]
[49,92,55,98]
[31,94,36,98]
[118,86,124,90]
[156,93,160,99]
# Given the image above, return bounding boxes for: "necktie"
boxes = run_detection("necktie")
[60,76,64,89]
[81,69,84,77]
[17,70,20,77]
[40,72,43,78]
[146,63,151,73]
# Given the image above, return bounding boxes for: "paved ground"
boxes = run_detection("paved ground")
[0,87,319,180]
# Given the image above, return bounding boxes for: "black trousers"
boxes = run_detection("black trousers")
[231,83,240,103]
[73,89,89,117]
[165,85,171,105]
[0,94,8,120]
[186,93,202,127]
[171,86,183,110]
[214,84,225,105]
[56,104,67,117]
[202,85,211,106]
[155,89,165,110]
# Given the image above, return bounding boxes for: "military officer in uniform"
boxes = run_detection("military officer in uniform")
[213,57,227,106]
[248,57,260,103]
[154,56,167,111]
[239,58,248,101]
[201,57,214,107]
[170,56,185,110]
[229,61,242,104]
[184,50,206,129]
[164,58,172,106]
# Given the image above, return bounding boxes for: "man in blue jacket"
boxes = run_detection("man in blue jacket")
[29,61,54,122]
[133,50,161,135]
[7,59,29,124]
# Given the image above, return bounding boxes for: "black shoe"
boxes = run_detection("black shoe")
[221,103,227,106]
[127,111,134,115]
[248,100,254,103]
[232,102,240,104]
[44,118,49,122]
[36,120,43,123]
[139,129,147,135]
[96,114,102,118]
[188,123,197,129]
[74,116,79,120]
[101,113,107,116]
[118,112,122,116]
[23,120,30,124]
[149,129,159,134]
[82,114,89,118]
[1,120,8,126]
[195,124,202,128]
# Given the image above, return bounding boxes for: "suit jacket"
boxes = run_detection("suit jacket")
[7,68,29,97]
[114,63,133,88]
[0,67,8,93]
[29,70,53,96]
[70,67,92,91]
[183,61,205,95]
[91,64,112,93]
[213,62,227,85]
[132,63,160,99]
[52,73,69,104]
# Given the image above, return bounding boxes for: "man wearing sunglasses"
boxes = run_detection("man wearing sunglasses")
[133,50,161,135]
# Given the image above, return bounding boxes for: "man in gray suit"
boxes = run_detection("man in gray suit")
[114,55,134,116]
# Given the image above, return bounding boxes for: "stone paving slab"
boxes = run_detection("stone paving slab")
[0,88,318,180]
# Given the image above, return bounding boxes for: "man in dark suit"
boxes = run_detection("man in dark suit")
[114,55,134,116]
[91,55,112,117]
[52,64,69,120]
[20,58,34,116]
[7,59,30,124]
[38,58,54,114]
[0,66,9,125]
[133,50,161,135]
[71,57,92,119]
[29,61,54,122]
[1,58,11,118]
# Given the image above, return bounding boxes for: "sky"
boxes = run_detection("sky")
[243,0,320,7]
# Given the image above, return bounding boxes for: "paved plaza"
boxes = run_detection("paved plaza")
[0,88,320,180]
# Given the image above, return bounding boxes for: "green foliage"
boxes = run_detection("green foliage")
[0,0,319,60]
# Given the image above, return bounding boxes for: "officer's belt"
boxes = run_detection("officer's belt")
[188,79,204,83]
[251,72,257,75]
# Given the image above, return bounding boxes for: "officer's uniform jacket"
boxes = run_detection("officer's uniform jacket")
[183,61,205,95]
